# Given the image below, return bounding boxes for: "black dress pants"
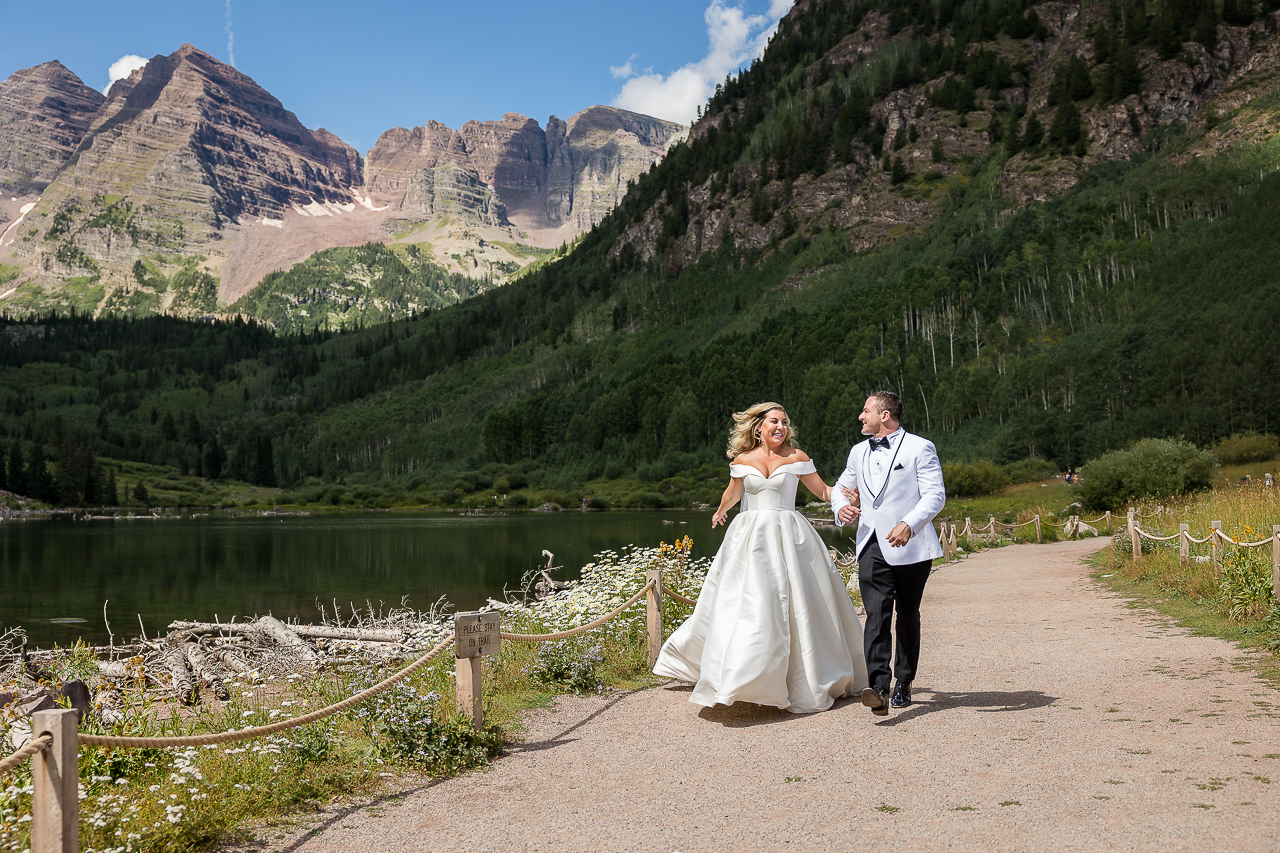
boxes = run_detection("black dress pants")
[857,535,932,693]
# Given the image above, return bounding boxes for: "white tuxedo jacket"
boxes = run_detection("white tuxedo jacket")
[831,429,946,566]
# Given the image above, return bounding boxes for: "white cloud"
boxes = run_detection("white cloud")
[611,0,794,124]
[104,55,148,94]
[610,53,640,79]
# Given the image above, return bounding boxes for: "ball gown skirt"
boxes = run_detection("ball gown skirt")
[653,461,869,714]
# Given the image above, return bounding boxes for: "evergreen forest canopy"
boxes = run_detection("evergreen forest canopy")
[2,0,1279,508]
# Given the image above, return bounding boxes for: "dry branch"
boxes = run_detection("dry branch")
[168,620,406,644]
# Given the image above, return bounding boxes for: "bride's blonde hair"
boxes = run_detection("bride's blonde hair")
[726,402,799,459]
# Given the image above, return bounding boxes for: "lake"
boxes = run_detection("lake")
[1,509,854,648]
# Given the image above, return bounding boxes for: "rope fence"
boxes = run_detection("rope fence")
[1125,509,1280,602]
[0,732,51,780]
[0,577,674,851]
[499,582,653,642]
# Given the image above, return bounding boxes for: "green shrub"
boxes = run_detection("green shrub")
[1220,545,1274,621]
[1212,431,1279,465]
[943,459,1010,497]
[1002,457,1056,483]
[1079,438,1217,510]
[530,639,606,694]
[349,679,501,773]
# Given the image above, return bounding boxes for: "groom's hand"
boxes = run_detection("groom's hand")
[887,521,913,547]
[838,505,860,523]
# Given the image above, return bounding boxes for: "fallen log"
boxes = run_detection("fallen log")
[252,616,318,665]
[97,660,129,679]
[183,642,231,701]
[167,620,406,644]
[158,642,197,705]
[210,645,254,675]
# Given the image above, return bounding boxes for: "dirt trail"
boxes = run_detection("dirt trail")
[227,539,1280,852]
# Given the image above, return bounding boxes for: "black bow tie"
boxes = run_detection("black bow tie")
[868,437,890,450]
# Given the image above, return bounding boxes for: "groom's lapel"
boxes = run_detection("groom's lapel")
[863,433,906,507]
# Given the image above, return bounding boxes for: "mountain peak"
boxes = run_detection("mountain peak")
[0,59,104,193]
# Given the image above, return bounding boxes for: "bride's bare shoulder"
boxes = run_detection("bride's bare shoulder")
[787,448,813,463]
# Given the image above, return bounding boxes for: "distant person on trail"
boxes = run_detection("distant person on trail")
[652,402,868,714]
[831,390,946,717]
[1266,473,1275,488]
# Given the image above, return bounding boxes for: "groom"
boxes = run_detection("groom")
[831,391,945,717]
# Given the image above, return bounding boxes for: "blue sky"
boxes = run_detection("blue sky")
[2,0,792,154]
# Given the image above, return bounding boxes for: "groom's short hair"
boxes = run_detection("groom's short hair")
[869,390,903,421]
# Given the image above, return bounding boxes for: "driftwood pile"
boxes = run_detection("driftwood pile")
[2,603,456,717]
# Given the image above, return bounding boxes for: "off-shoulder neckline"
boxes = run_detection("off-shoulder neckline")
[730,460,814,479]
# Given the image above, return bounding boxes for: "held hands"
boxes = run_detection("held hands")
[837,486,861,524]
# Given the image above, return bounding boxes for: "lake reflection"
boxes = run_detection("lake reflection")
[1,509,852,647]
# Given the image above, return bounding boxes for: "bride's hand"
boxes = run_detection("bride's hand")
[841,486,860,507]
[712,509,728,527]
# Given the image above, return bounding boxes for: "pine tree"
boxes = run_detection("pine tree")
[1023,111,1045,148]
[890,156,910,185]
[133,480,150,506]
[254,435,276,487]
[1112,42,1142,101]
[1126,0,1149,43]
[1049,101,1084,153]
[29,445,54,503]
[932,136,947,161]
[5,438,23,496]
[1194,0,1219,49]
[1156,10,1183,59]
[203,437,227,480]
[1069,56,1094,101]
[1005,112,1024,154]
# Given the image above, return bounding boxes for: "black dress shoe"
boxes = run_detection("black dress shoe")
[861,686,889,716]
[891,681,912,708]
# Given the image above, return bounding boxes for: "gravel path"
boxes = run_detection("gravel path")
[228,538,1280,852]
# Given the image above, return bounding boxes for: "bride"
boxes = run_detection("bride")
[653,402,868,713]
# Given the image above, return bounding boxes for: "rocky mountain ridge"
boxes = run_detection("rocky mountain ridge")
[604,0,1280,276]
[0,45,683,318]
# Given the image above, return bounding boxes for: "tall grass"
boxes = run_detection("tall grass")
[1102,487,1280,626]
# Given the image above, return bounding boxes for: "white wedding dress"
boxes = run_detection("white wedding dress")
[653,460,869,714]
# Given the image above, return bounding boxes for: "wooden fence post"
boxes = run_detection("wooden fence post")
[453,611,500,730]
[31,708,78,853]
[1035,514,1042,544]
[1179,523,1189,570]
[1105,510,1112,534]
[965,517,972,538]
[1128,508,1140,560]
[1272,525,1280,603]
[939,522,951,561]
[1211,520,1222,578]
[645,569,663,668]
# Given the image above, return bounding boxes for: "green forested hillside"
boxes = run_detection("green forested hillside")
[2,0,1279,508]
[231,243,493,334]
[3,125,1278,507]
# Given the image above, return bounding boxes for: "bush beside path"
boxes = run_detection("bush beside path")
[225,539,1280,852]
